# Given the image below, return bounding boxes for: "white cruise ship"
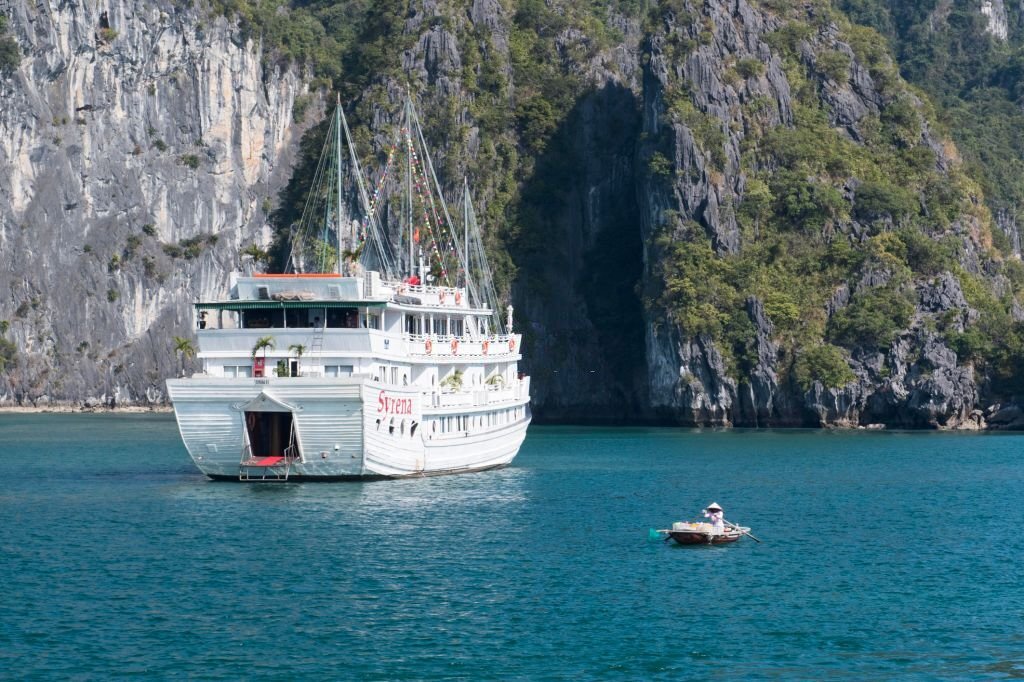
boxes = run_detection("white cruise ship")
[166,97,530,480]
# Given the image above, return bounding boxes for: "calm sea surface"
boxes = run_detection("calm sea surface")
[1,414,1023,680]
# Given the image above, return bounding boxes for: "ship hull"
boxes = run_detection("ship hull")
[167,376,530,480]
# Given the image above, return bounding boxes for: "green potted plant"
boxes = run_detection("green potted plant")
[439,369,464,392]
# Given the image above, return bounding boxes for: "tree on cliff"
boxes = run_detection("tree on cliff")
[0,15,19,74]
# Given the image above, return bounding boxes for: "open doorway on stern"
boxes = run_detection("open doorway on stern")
[244,411,298,461]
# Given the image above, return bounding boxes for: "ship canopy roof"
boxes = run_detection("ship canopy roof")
[195,300,387,311]
[241,391,297,413]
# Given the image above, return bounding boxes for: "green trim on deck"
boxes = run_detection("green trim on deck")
[195,301,388,311]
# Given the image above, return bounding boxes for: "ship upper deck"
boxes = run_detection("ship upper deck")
[197,272,491,315]
[192,270,518,362]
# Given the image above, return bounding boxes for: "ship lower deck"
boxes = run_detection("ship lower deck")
[167,375,530,480]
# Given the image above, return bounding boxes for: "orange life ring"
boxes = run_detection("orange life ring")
[509,337,516,352]
[482,339,490,355]
[439,290,447,304]
[455,291,462,305]
[424,338,433,354]
[450,338,459,355]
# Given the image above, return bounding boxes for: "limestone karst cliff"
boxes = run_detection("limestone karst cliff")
[3,0,1024,430]
[0,0,305,406]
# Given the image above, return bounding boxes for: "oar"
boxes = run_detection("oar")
[649,528,673,542]
[726,520,762,543]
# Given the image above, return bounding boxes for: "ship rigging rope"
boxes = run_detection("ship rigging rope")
[284,95,502,320]
[340,103,396,279]
[285,114,337,274]
[405,126,454,287]
[411,103,467,287]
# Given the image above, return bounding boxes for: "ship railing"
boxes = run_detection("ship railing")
[384,280,466,306]
[238,443,294,481]
[239,442,301,463]
[405,333,522,356]
[428,379,527,409]
[196,328,374,354]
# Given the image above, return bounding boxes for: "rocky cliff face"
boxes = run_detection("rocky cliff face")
[0,0,305,405]
[2,0,1022,430]
[629,0,1013,429]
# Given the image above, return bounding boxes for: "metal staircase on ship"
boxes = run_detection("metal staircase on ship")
[307,322,325,377]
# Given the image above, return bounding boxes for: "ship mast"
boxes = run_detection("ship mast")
[406,97,414,279]
[336,94,344,275]
[463,178,469,291]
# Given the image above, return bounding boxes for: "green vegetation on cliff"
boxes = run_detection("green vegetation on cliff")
[838,0,1024,215]
[212,0,1024,404]
[646,0,1024,395]
[0,15,20,74]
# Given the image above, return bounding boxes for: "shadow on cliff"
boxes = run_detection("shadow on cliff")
[510,82,649,424]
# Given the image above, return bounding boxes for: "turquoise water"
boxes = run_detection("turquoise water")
[1,415,1023,679]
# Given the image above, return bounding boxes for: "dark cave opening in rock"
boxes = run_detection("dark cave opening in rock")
[511,82,648,424]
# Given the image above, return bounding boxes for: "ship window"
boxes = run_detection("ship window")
[326,307,358,328]
[242,310,283,328]
[324,365,353,378]
[388,417,395,435]
[404,315,423,335]
[366,312,381,330]
[451,319,464,337]
[410,421,418,437]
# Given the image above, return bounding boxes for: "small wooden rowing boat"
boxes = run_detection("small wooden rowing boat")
[660,521,751,545]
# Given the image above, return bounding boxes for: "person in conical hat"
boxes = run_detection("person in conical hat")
[702,502,725,534]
